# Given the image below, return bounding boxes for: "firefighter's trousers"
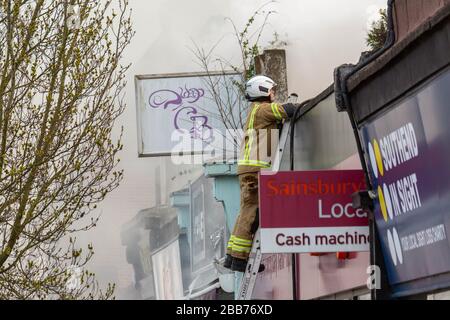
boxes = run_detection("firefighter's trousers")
[227,172,259,260]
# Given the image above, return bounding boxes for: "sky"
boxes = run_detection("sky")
[75,0,388,299]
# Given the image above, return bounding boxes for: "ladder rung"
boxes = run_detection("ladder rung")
[237,228,262,300]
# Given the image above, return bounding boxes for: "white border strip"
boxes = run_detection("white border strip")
[261,227,370,253]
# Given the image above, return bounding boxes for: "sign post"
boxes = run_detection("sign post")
[259,170,369,254]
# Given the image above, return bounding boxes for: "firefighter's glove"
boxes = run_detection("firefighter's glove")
[282,103,301,118]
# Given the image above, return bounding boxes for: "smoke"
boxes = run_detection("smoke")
[74,0,387,299]
[366,4,386,30]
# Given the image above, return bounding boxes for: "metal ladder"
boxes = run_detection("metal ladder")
[237,228,263,300]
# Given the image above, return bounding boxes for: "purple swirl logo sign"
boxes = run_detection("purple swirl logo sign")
[148,86,213,142]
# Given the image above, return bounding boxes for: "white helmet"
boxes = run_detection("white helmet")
[245,75,276,100]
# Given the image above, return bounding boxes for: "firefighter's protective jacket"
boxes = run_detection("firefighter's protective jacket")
[237,102,289,175]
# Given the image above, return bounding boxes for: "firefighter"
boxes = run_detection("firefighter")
[224,75,300,272]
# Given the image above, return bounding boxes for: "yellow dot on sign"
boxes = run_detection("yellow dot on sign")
[373,139,384,176]
[378,186,388,222]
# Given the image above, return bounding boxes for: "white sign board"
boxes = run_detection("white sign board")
[135,72,244,157]
[152,239,184,300]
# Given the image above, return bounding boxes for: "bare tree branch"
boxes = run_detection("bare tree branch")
[0,0,134,300]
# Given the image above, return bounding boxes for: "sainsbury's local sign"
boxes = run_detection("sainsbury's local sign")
[259,170,369,253]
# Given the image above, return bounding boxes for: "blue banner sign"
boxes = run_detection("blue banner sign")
[361,69,450,291]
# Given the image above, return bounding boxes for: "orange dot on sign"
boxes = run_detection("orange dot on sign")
[378,186,388,222]
[373,139,384,176]
[336,252,349,260]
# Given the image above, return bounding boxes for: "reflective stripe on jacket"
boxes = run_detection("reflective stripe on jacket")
[237,102,288,175]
